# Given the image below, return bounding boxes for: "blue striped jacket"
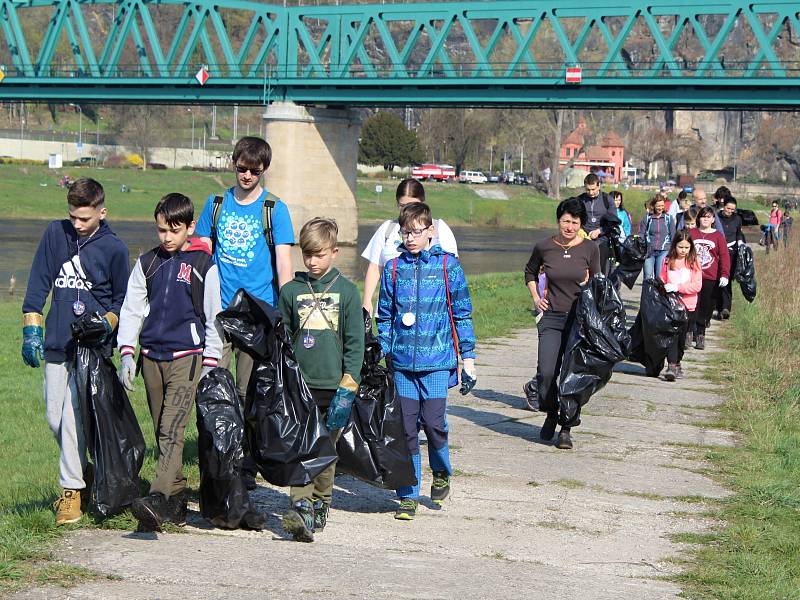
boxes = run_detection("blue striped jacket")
[377,244,476,372]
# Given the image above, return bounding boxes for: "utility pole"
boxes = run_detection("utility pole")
[210,105,218,140]
[232,105,239,142]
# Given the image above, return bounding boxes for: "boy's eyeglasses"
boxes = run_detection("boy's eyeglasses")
[400,226,430,238]
[235,165,263,177]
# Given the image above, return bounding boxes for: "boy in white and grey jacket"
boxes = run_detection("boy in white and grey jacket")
[117,193,223,531]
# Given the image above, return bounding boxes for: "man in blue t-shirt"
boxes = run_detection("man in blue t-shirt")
[196,136,295,488]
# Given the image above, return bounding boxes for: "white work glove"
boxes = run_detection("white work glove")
[117,354,136,391]
[719,277,729,288]
[664,283,678,293]
[460,358,477,395]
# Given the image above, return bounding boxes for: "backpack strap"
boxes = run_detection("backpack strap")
[210,195,224,252]
[189,251,212,326]
[442,255,460,360]
[262,192,280,293]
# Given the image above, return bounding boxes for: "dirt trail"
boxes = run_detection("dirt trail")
[15,288,734,599]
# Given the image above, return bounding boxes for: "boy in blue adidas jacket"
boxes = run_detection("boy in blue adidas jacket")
[377,202,477,521]
[22,178,129,525]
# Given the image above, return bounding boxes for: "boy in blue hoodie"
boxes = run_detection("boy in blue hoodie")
[22,177,129,525]
[377,203,477,521]
[116,193,224,531]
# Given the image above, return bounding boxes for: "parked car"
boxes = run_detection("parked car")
[73,156,97,166]
[459,170,488,184]
[513,173,530,185]
[486,172,501,183]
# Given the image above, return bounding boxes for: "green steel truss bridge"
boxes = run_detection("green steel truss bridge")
[1,0,800,107]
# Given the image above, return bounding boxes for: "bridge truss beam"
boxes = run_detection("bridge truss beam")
[0,0,799,107]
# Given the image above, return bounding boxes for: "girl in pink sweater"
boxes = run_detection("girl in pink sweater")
[659,230,702,381]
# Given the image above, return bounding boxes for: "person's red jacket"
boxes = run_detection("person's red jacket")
[689,229,731,281]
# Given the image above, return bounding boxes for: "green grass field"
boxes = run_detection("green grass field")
[0,270,532,593]
[676,241,800,598]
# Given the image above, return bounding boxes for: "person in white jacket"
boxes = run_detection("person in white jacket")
[116,193,223,532]
[361,178,458,314]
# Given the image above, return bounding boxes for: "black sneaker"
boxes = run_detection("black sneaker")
[540,412,558,441]
[431,472,451,505]
[522,379,539,411]
[282,500,314,542]
[555,428,573,450]
[695,335,705,350]
[721,309,730,320]
[394,498,418,521]
[166,491,188,527]
[131,493,169,532]
[664,364,678,382]
[313,500,330,532]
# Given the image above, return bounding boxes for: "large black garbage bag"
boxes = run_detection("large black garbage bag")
[336,310,416,489]
[610,235,648,289]
[733,244,757,303]
[217,290,337,487]
[196,368,265,530]
[71,313,145,516]
[557,275,630,426]
[626,279,688,377]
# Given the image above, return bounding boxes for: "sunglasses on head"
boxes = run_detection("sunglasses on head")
[235,165,263,177]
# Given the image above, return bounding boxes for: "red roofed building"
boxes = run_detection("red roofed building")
[560,120,625,183]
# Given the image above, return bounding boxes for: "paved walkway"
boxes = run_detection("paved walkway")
[16,288,735,600]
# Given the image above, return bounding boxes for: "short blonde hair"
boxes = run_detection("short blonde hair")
[299,217,338,254]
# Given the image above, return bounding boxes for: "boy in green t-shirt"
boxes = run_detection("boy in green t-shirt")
[277,218,364,542]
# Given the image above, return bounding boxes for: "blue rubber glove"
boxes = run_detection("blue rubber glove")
[22,325,44,368]
[99,316,114,345]
[459,358,477,396]
[326,374,358,431]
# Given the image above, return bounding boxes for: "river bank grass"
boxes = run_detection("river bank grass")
[676,241,800,598]
[0,270,532,593]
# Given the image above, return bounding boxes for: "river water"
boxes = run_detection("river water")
[1,221,552,298]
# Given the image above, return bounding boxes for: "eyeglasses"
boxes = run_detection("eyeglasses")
[400,226,430,238]
[235,165,263,177]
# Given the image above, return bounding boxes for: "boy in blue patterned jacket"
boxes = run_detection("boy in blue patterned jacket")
[377,203,477,521]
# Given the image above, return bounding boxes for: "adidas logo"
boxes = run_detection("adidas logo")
[54,256,94,290]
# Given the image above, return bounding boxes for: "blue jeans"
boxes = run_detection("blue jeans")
[643,250,668,281]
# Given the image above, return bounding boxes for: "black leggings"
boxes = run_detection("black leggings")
[535,309,579,427]
[695,279,717,336]
[668,310,697,364]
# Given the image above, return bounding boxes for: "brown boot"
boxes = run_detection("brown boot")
[53,489,82,525]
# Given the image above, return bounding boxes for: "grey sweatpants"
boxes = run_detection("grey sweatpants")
[44,361,88,490]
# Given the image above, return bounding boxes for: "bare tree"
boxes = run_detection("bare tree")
[112,105,172,170]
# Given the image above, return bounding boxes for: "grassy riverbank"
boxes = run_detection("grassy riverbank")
[0,270,532,593]
[678,242,800,598]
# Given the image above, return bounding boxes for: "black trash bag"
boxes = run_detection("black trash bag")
[217,290,337,487]
[626,279,688,377]
[196,368,266,530]
[610,235,648,289]
[71,312,145,516]
[733,243,757,303]
[557,275,630,427]
[336,310,417,489]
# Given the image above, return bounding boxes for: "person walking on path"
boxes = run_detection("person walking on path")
[716,197,746,320]
[278,218,364,542]
[683,189,724,232]
[377,202,476,521]
[610,190,632,244]
[21,178,129,525]
[689,207,730,350]
[524,198,600,451]
[659,230,702,381]
[361,178,458,315]
[639,195,675,282]
[195,136,295,490]
[116,193,224,532]
[766,201,783,253]
[575,173,619,276]
[781,210,793,248]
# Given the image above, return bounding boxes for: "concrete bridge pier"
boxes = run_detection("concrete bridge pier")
[262,102,361,244]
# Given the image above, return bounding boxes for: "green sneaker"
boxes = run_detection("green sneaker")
[282,500,314,542]
[431,472,451,505]
[394,499,418,521]
[313,499,330,532]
